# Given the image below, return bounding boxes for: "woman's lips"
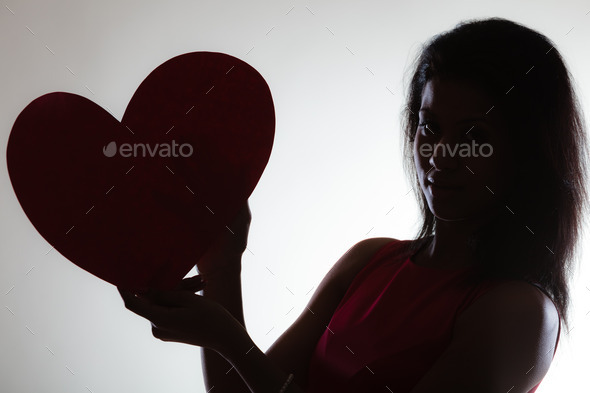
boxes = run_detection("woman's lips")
[426,176,462,188]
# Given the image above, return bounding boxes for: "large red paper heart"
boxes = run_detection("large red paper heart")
[6,52,275,292]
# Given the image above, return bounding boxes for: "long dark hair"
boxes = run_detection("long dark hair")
[400,17,589,333]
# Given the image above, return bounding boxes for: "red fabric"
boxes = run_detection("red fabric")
[306,239,560,393]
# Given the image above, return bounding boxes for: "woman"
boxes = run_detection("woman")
[119,17,588,393]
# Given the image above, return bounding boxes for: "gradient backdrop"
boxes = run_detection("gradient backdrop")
[1,1,589,392]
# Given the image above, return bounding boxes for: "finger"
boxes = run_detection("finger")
[151,323,180,342]
[235,202,252,224]
[148,288,197,306]
[177,275,206,291]
[118,287,160,321]
[173,275,203,290]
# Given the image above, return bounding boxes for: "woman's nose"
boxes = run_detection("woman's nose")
[429,136,460,170]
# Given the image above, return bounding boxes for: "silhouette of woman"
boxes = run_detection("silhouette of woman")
[119,17,588,393]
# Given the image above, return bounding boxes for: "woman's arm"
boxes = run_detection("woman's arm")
[200,237,396,392]
[196,203,253,391]
[408,281,560,393]
[199,258,252,392]
[208,237,396,392]
[219,321,305,393]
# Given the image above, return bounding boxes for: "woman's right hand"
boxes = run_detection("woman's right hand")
[196,201,252,277]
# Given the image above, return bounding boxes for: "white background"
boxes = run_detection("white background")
[1,1,589,392]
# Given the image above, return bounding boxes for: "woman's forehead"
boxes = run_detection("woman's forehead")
[420,77,501,122]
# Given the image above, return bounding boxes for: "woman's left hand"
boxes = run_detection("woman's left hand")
[118,275,245,355]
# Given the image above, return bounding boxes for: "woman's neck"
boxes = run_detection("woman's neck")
[414,208,501,269]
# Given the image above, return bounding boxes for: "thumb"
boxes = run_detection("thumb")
[176,275,207,292]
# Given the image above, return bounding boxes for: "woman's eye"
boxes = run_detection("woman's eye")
[418,122,437,135]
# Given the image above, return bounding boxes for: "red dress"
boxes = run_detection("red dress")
[306,239,560,393]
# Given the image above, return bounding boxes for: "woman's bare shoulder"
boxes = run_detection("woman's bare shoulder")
[455,280,560,350]
[331,237,400,292]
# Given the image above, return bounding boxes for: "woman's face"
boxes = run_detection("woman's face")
[413,76,516,222]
